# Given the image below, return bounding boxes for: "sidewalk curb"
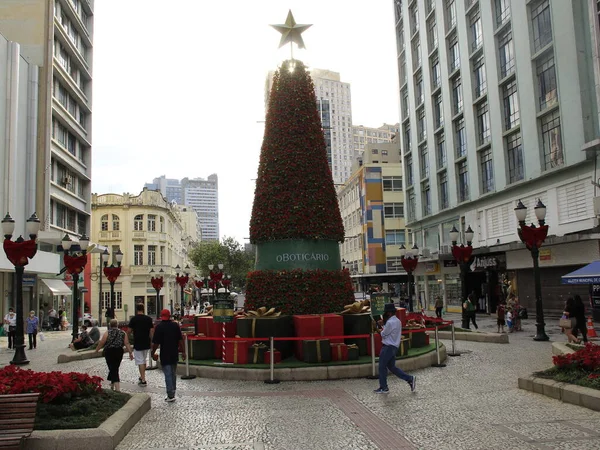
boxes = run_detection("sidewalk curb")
[518,376,600,411]
[438,330,509,344]
[57,349,103,363]
[24,393,151,450]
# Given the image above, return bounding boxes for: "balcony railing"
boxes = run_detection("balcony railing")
[132,231,146,240]
[98,230,121,241]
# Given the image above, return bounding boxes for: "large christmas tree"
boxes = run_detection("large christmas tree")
[246,59,354,315]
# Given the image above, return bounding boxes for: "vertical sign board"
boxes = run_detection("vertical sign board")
[213,299,234,323]
[591,285,600,322]
[370,293,390,318]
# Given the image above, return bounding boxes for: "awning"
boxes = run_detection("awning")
[561,261,600,285]
[40,279,73,296]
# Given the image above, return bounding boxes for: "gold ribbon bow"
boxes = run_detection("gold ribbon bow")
[340,299,371,314]
[347,344,359,350]
[250,342,267,363]
[245,307,281,317]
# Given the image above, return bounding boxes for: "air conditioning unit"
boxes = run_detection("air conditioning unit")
[421,247,431,258]
[439,244,452,255]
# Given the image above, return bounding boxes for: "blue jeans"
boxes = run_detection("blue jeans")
[162,364,177,398]
[379,345,412,389]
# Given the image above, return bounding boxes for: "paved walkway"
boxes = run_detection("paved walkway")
[1,314,600,449]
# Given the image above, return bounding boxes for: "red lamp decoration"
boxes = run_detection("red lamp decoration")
[102,248,123,321]
[61,233,91,343]
[2,212,40,366]
[449,225,474,329]
[400,243,419,312]
[222,275,232,293]
[174,264,190,313]
[194,280,204,290]
[515,199,550,341]
[150,268,164,319]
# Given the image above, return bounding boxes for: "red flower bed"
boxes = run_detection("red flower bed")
[245,269,354,315]
[0,365,102,403]
[553,343,600,373]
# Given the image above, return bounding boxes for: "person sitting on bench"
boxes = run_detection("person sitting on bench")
[69,325,94,350]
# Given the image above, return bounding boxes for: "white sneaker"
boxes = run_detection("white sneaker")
[165,396,176,402]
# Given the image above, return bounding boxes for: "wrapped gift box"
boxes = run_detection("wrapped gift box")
[425,333,430,346]
[236,315,294,358]
[341,313,372,356]
[189,335,215,360]
[247,343,268,364]
[395,308,407,326]
[264,350,282,364]
[396,336,409,357]
[347,344,360,361]
[330,343,348,362]
[407,329,427,348]
[224,340,249,364]
[302,339,331,363]
[367,333,383,357]
[195,315,238,358]
[294,314,343,360]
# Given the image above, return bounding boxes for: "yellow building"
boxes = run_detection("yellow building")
[91,189,198,320]
[338,138,408,294]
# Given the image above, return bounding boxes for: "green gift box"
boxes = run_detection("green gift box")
[247,343,268,364]
[189,337,215,360]
[341,313,372,356]
[396,336,409,357]
[236,315,294,358]
[302,339,331,363]
[347,344,360,361]
[407,330,427,348]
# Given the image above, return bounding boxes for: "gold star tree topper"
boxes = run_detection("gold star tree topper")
[271,10,312,50]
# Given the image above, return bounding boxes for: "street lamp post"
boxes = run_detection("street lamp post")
[400,243,419,312]
[98,249,109,327]
[150,268,164,319]
[515,199,550,341]
[61,233,90,343]
[103,249,123,321]
[208,263,224,300]
[175,265,190,315]
[449,225,474,329]
[2,213,40,365]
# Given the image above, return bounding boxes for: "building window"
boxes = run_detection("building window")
[384,202,405,218]
[455,118,467,158]
[495,0,510,26]
[498,30,515,78]
[503,80,520,130]
[396,22,405,53]
[417,109,426,142]
[507,132,524,183]
[372,149,379,154]
[385,230,406,246]
[409,2,419,35]
[541,110,563,170]
[399,53,407,85]
[134,214,143,231]
[101,214,108,231]
[412,39,421,70]
[476,101,491,145]
[112,215,120,231]
[436,132,446,169]
[407,190,416,221]
[531,0,552,53]
[382,150,388,156]
[420,144,429,179]
[448,35,460,72]
[452,77,463,115]
[406,156,414,185]
[101,291,123,310]
[404,123,412,153]
[383,176,403,191]
[77,213,86,236]
[473,55,486,98]
[431,56,441,89]
[160,246,165,265]
[67,209,76,232]
[134,245,144,266]
[159,216,165,232]
[469,11,483,51]
[446,0,457,30]
[401,88,409,118]
[415,73,424,105]
[457,160,469,202]
[425,0,435,15]
[479,148,494,193]
[434,94,444,129]
[439,171,449,209]
[536,53,557,110]
[148,245,156,266]
[427,17,438,51]
[422,182,431,216]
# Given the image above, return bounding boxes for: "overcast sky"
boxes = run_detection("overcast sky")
[91,1,400,244]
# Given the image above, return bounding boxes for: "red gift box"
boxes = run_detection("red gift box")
[330,343,348,361]
[293,314,344,360]
[367,333,383,357]
[224,340,249,364]
[195,316,237,358]
[395,308,407,326]
[264,350,281,364]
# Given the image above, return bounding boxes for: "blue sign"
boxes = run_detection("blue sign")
[22,275,36,287]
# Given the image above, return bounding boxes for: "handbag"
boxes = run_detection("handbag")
[559,316,573,329]
[38,332,45,342]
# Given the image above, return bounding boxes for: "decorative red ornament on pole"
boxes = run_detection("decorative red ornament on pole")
[176,274,189,289]
[103,265,122,283]
[194,280,204,290]
[451,244,474,263]
[3,238,37,267]
[151,276,164,291]
[400,256,419,273]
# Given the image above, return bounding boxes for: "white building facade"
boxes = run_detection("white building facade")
[395,0,600,313]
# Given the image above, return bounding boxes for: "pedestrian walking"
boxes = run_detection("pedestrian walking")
[4,308,16,349]
[26,311,39,350]
[496,302,506,333]
[128,303,154,386]
[434,297,443,319]
[95,319,133,392]
[373,303,416,394]
[561,297,581,344]
[151,309,185,402]
[572,294,588,343]
[463,292,478,330]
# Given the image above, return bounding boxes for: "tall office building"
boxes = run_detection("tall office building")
[144,174,219,241]
[352,123,400,157]
[394,0,600,313]
[266,68,354,185]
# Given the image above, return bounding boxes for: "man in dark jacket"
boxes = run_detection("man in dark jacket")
[151,309,185,402]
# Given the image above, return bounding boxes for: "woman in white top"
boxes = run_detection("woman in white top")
[4,308,17,349]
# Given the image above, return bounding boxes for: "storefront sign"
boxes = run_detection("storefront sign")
[22,275,36,287]
[539,249,552,261]
[443,260,457,268]
[255,240,340,271]
[470,255,506,272]
[424,263,439,274]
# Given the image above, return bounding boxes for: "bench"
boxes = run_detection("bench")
[0,393,40,449]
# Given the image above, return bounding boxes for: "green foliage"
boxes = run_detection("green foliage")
[189,237,254,290]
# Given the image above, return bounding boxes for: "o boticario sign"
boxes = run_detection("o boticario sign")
[255,239,341,271]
